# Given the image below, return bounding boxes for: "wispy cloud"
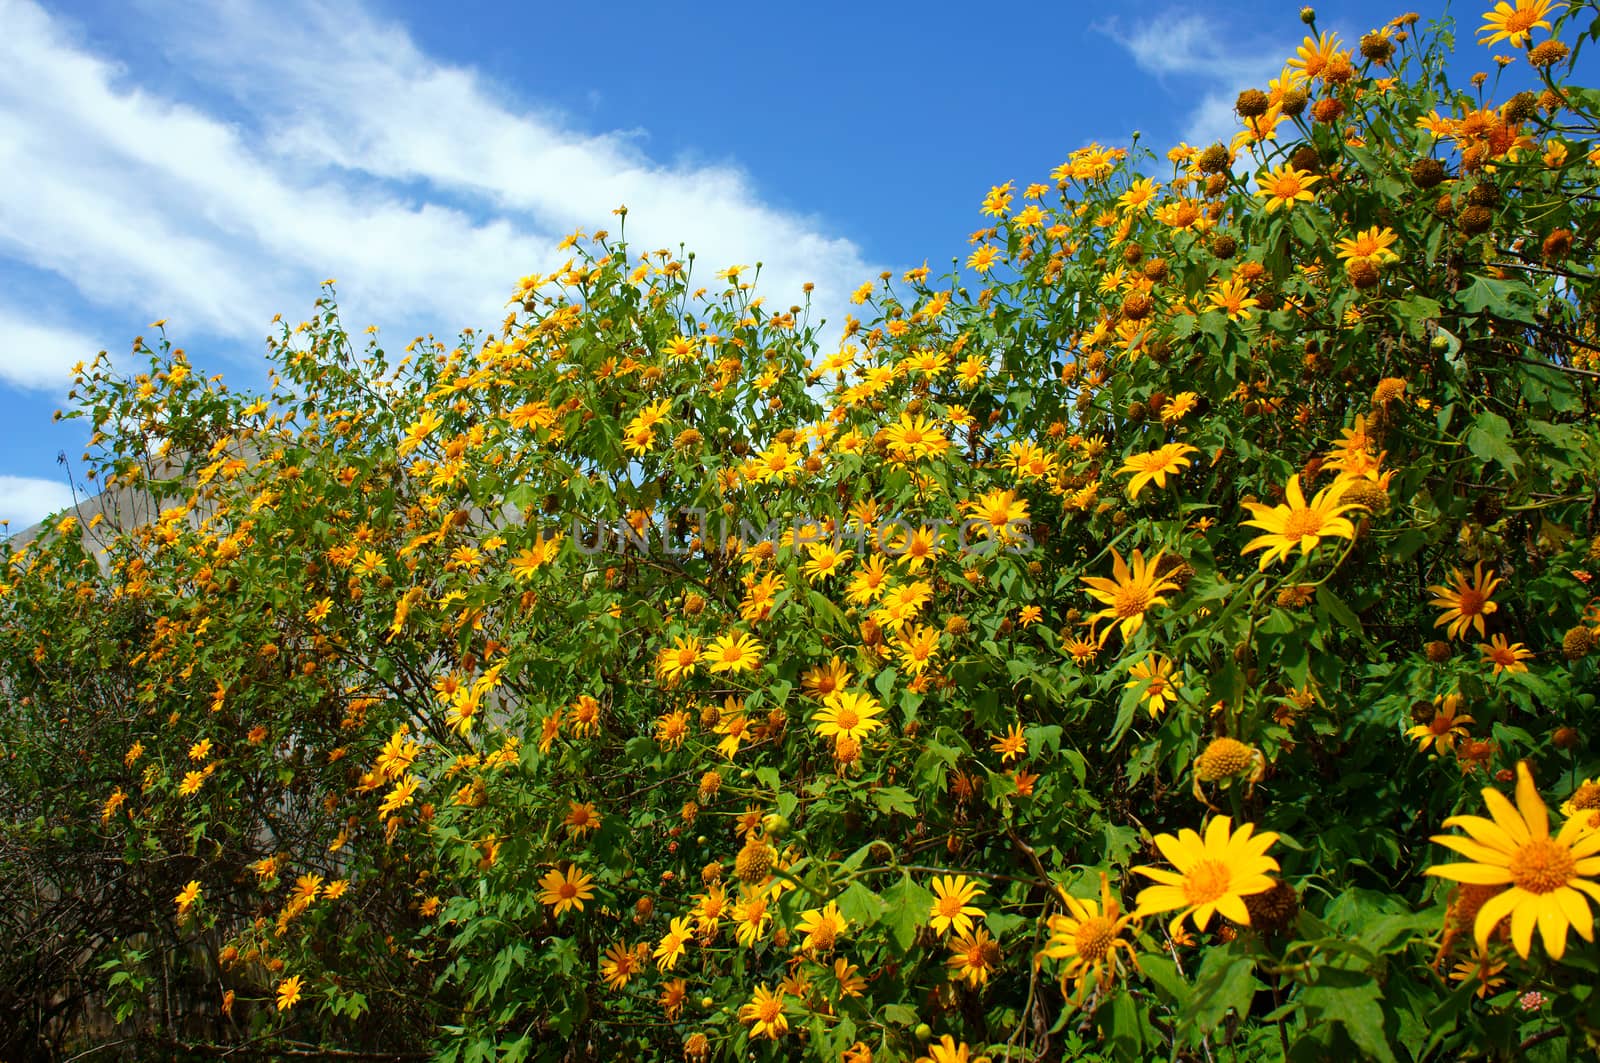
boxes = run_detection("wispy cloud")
[0,0,879,396]
[1098,11,1299,148]
[0,474,76,532]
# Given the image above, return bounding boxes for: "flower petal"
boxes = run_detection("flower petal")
[1473,887,1519,953]
[1481,788,1531,847]
[1425,861,1513,885]
[1515,762,1550,841]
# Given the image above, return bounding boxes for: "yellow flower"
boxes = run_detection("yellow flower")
[599,940,642,990]
[795,900,848,953]
[275,974,304,1012]
[1040,872,1140,1002]
[1240,475,1362,569]
[1126,654,1182,716]
[1132,816,1281,936]
[1080,547,1181,642]
[1335,225,1401,266]
[1117,443,1198,500]
[537,864,596,916]
[738,983,789,1040]
[916,1035,983,1063]
[1426,761,1600,959]
[1478,0,1562,48]
[733,886,774,947]
[946,926,999,986]
[813,690,885,742]
[928,874,986,936]
[991,723,1027,763]
[656,635,702,682]
[175,880,201,916]
[702,630,763,674]
[1428,562,1503,640]
[1407,694,1475,754]
[1255,163,1321,211]
[1480,633,1534,675]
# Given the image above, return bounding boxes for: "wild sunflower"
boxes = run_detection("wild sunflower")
[928,874,987,936]
[1081,547,1182,642]
[1240,474,1362,569]
[946,926,1000,986]
[656,636,702,683]
[1478,0,1563,48]
[738,983,789,1040]
[991,723,1027,763]
[653,916,694,972]
[537,864,596,916]
[795,900,848,953]
[1126,654,1182,716]
[1335,225,1401,266]
[702,630,763,674]
[813,690,885,742]
[1407,694,1474,754]
[599,940,642,990]
[1426,761,1600,959]
[1428,562,1503,640]
[1040,872,1140,1003]
[1117,443,1198,500]
[1133,816,1281,936]
[1255,163,1321,211]
[915,1037,983,1063]
[1480,633,1534,675]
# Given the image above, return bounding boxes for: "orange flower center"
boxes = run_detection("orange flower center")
[1504,10,1539,33]
[1182,859,1233,906]
[1571,782,1600,811]
[936,894,967,919]
[757,996,782,1022]
[1281,508,1326,539]
[1456,588,1487,616]
[1271,175,1303,198]
[1114,584,1151,618]
[1509,838,1575,894]
[833,706,860,732]
[558,882,578,900]
[1075,916,1115,962]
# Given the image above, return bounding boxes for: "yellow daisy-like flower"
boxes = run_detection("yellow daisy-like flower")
[738,983,789,1040]
[928,874,986,936]
[946,926,999,986]
[1406,693,1474,755]
[1255,163,1321,211]
[1040,872,1140,1003]
[1117,443,1198,500]
[1080,547,1181,642]
[175,880,202,916]
[1335,225,1401,266]
[1427,562,1503,640]
[1240,475,1362,569]
[1478,0,1562,48]
[537,864,596,916]
[915,1035,981,1063]
[655,635,702,683]
[795,900,849,953]
[702,630,763,674]
[1132,816,1281,936]
[1126,654,1182,716]
[990,723,1027,763]
[275,974,304,1012]
[812,690,885,742]
[1480,633,1534,675]
[1426,760,1600,959]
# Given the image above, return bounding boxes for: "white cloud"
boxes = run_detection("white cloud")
[1099,12,1297,148]
[0,474,76,532]
[0,306,106,390]
[0,0,878,399]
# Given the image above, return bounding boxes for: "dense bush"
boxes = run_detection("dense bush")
[5,4,1600,1059]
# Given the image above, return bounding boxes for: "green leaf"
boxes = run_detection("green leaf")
[1182,943,1260,1036]
[836,880,886,927]
[1466,411,1522,474]
[1302,972,1397,1063]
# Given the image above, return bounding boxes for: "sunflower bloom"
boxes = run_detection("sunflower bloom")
[702,630,763,674]
[1255,163,1321,211]
[928,874,986,936]
[276,974,304,1012]
[1478,0,1563,48]
[1040,872,1140,1002]
[1426,760,1600,959]
[1117,443,1198,500]
[1126,654,1182,716]
[795,900,849,953]
[1240,475,1362,569]
[1428,562,1503,640]
[1480,633,1534,675]
[813,690,885,742]
[1080,548,1181,642]
[1407,694,1475,754]
[739,983,789,1040]
[1133,816,1281,936]
[538,864,596,916]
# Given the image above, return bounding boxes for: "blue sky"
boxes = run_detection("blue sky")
[0,0,1545,530]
